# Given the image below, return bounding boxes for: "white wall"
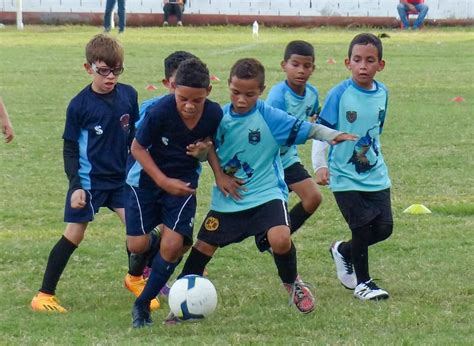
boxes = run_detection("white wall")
[1,0,473,19]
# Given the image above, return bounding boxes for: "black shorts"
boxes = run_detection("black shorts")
[284,162,311,189]
[197,199,290,252]
[333,188,393,230]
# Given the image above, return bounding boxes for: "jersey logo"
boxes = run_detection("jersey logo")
[223,151,254,179]
[346,111,357,123]
[94,125,103,135]
[204,216,219,232]
[248,129,260,145]
[161,137,169,146]
[120,114,130,131]
[347,126,379,174]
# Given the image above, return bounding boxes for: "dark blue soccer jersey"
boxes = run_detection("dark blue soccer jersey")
[63,83,139,190]
[127,94,223,189]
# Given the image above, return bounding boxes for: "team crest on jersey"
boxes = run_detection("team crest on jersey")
[346,111,357,123]
[204,216,219,232]
[120,114,130,131]
[248,129,260,145]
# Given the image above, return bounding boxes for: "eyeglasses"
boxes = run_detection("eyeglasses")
[91,63,124,76]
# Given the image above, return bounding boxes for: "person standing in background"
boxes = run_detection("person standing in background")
[104,0,126,33]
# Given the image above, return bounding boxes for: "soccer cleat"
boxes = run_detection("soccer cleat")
[163,311,183,326]
[329,241,357,289]
[31,293,67,313]
[283,276,315,314]
[124,274,160,311]
[354,279,389,301]
[163,21,169,26]
[132,301,153,328]
[177,21,183,27]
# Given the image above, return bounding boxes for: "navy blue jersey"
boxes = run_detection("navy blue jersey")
[127,94,223,189]
[63,83,139,190]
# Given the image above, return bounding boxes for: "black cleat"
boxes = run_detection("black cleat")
[132,301,153,328]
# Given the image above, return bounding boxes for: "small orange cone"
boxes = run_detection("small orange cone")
[146,84,158,91]
[451,96,465,102]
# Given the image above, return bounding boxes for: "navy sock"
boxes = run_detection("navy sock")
[40,236,77,295]
[136,253,178,304]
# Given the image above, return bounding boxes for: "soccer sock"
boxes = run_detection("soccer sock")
[351,226,371,284]
[273,242,298,284]
[136,253,178,305]
[289,202,312,235]
[39,236,77,295]
[178,247,212,279]
[128,230,161,276]
[369,222,393,245]
[337,240,352,260]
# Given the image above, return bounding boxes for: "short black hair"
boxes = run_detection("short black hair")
[164,51,197,79]
[284,40,315,61]
[348,33,383,60]
[228,58,265,89]
[174,58,210,88]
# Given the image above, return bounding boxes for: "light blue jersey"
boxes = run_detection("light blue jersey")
[137,95,163,129]
[318,78,391,192]
[211,100,312,212]
[266,80,320,168]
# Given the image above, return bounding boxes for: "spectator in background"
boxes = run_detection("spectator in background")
[0,97,14,143]
[104,0,126,33]
[163,0,185,27]
[397,0,429,29]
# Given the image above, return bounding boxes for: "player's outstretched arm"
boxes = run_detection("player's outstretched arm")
[0,98,14,143]
[131,139,195,196]
[312,140,330,185]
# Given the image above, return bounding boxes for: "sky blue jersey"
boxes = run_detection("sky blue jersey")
[211,100,312,212]
[266,80,320,168]
[318,78,391,192]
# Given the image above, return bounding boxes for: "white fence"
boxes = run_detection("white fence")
[1,0,473,19]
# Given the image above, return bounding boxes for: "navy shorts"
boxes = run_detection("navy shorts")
[197,199,290,252]
[63,186,124,223]
[125,184,196,244]
[333,188,393,230]
[284,162,311,189]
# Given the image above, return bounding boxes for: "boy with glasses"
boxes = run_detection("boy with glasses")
[31,34,140,312]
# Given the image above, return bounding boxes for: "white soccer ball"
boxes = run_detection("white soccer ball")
[168,275,218,320]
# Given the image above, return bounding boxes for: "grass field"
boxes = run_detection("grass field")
[0,25,473,344]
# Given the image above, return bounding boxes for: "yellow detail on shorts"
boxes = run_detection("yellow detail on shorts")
[204,216,219,231]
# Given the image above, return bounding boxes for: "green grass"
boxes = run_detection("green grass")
[0,25,473,344]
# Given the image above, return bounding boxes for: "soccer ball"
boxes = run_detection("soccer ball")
[168,275,218,320]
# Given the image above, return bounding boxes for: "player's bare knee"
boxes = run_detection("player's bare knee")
[126,235,150,254]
